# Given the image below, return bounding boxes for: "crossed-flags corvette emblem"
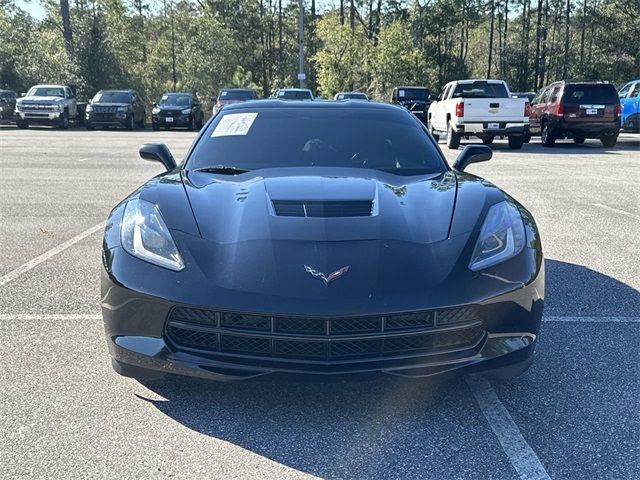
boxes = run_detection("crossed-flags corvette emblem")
[303,265,350,286]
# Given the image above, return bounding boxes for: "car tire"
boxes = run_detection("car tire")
[523,132,531,143]
[601,133,618,148]
[446,122,461,149]
[197,117,204,130]
[189,116,196,131]
[126,114,134,131]
[86,122,94,131]
[111,359,165,381]
[137,112,145,129]
[482,136,494,145]
[152,123,159,131]
[541,122,555,147]
[508,135,524,149]
[573,136,586,144]
[16,122,29,129]
[59,111,69,129]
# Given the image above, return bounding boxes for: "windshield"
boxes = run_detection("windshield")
[397,89,429,101]
[452,82,509,99]
[158,94,192,107]
[562,84,618,104]
[219,90,256,101]
[278,90,313,100]
[93,91,132,103]
[27,87,64,98]
[187,107,445,175]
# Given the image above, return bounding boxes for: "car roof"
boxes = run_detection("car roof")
[220,88,254,91]
[223,99,400,112]
[0,90,16,93]
[98,89,134,93]
[278,88,312,92]
[30,84,67,88]
[162,92,192,95]
[395,86,428,89]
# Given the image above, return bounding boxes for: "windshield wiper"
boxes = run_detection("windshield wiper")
[194,165,251,175]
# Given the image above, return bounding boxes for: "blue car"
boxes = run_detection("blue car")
[618,80,640,132]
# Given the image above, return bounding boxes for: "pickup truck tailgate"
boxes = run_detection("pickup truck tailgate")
[463,98,526,122]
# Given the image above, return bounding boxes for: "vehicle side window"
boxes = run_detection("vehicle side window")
[629,83,640,98]
[539,89,550,104]
[65,87,71,98]
[618,83,631,99]
[549,87,561,103]
[531,90,543,105]
[441,85,451,100]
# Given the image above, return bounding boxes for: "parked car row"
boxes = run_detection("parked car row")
[3,79,638,146]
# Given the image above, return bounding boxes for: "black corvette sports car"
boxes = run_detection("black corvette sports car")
[101,100,544,382]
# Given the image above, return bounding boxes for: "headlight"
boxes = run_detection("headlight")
[117,106,128,112]
[121,198,185,271]
[152,107,160,114]
[469,200,525,271]
[56,103,64,111]
[85,104,92,113]
[181,108,191,115]
[15,103,21,111]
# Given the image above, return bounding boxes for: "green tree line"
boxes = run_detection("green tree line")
[1,0,638,109]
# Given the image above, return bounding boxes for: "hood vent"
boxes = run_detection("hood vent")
[272,200,373,218]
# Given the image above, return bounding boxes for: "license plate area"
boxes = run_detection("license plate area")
[586,108,598,115]
[487,122,500,129]
[166,117,174,122]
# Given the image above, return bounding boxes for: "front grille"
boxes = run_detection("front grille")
[166,306,485,363]
[94,113,117,121]
[272,200,374,218]
[159,109,182,117]
[22,103,57,110]
[94,106,118,113]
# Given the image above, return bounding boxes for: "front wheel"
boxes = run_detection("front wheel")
[16,121,29,129]
[601,133,618,148]
[482,136,494,145]
[86,122,94,131]
[188,116,196,131]
[446,122,461,149]
[573,136,585,145]
[196,117,204,130]
[151,122,159,131]
[126,114,134,130]
[508,135,524,149]
[59,112,69,129]
[523,132,531,143]
[541,122,555,147]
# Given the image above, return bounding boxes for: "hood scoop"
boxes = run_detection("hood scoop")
[272,199,374,218]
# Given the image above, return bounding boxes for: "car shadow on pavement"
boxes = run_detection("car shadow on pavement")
[138,259,639,478]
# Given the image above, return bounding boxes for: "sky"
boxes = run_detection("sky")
[15,0,46,20]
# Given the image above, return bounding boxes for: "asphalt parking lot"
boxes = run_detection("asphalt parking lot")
[0,126,638,479]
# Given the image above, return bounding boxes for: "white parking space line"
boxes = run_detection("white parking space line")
[544,316,640,323]
[0,314,102,321]
[0,222,105,289]
[465,375,551,480]
[593,203,640,220]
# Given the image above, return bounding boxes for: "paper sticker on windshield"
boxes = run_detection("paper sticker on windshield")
[398,89,405,98]
[221,91,228,97]
[161,95,168,100]
[211,112,258,137]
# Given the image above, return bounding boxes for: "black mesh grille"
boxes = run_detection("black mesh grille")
[330,316,381,334]
[167,325,218,349]
[220,312,270,331]
[166,306,485,362]
[386,312,434,330]
[275,340,325,358]
[272,200,373,218]
[221,335,271,354]
[437,307,482,326]
[159,109,182,117]
[275,317,325,335]
[170,307,218,326]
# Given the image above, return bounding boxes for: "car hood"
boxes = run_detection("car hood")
[91,102,130,108]
[19,96,64,104]
[182,167,457,244]
[127,168,504,306]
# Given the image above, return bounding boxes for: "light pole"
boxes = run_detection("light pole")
[297,0,305,88]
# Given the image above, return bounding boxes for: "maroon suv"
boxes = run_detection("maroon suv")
[529,81,621,147]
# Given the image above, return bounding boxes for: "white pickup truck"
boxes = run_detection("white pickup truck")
[427,79,529,149]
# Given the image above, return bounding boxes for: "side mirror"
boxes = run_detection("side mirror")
[152,102,157,107]
[139,143,177,171]
[452,145,492,172]
[20,92,26,97]
[193,102,200,108]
